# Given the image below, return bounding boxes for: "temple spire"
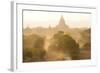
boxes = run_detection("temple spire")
[58,15,66,26]
[56,15,69,29]
[48,25,51,29]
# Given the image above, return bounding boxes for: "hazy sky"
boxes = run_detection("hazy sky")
[23,10,91,28]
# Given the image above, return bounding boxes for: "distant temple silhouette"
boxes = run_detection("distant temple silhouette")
[56,15,69,30]
[24,15,69,37]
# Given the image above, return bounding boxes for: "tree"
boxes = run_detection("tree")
[79,42,91,59]
[79,28,91,59]
[48,31,80,60]
[23,34,46,62]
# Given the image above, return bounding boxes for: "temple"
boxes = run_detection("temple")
[24,15,69,36]
[56,15,69,31]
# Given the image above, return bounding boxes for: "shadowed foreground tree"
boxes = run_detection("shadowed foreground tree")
[23,34,46,62]
[47,31,80,60]
[79,28,91,59]
[79,42,91,59]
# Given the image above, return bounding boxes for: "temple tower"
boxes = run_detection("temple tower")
[56,15,69,31]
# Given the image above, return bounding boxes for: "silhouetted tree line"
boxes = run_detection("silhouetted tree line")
[23,29,91,62]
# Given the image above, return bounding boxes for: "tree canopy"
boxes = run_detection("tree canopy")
[23,34,46,62]
[48,31,80,60]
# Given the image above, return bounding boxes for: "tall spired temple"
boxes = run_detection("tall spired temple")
[24,15,69,36]
[56,15,69,31]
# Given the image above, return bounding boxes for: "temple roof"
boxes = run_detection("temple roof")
[56,15,69,29]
